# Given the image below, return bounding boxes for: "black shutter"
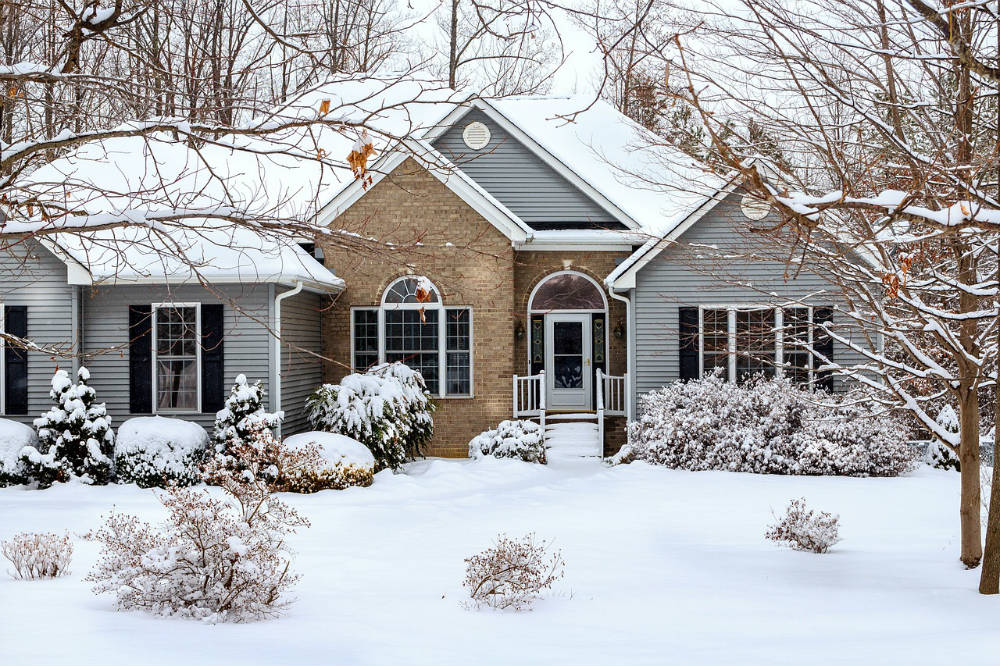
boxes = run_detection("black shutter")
[813,307,834,392]
[201,304,225,413]
[4,306,28,414]
[129,305,152,413]
[678,307,699,381]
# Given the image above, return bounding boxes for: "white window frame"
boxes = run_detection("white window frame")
[350,277,474,398]
[151,302,202,414]
[697,305,818,384]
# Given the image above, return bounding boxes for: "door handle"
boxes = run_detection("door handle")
[586,359,591,366]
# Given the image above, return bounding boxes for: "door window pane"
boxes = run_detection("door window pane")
[552,321,584,388]
[531,273,604,310]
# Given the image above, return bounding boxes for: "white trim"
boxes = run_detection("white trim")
[150,302,202,414]
[527,270,609,314]
[274,281,304,438]
[605,177,744,290]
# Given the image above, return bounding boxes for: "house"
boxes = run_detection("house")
[309,77,863,458]
[0,75,861,456]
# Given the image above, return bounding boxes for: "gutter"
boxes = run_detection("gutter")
[273,280,304,437]
[607,287,635,421]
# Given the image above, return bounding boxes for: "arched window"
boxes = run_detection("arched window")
[529,271,607,312]
[351,276,472,397]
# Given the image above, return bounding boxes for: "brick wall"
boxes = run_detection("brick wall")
[319,159,515,457]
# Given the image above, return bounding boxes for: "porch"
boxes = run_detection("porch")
[512,369,628,459]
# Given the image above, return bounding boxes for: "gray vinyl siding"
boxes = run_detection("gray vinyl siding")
[632,191,868,401]
[278,290,325,435]
[0,240,76,423]
[431,109,626,230]
[81,284,274,433]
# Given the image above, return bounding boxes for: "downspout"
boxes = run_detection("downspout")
[608,287,634,421]
[273,281,304,437]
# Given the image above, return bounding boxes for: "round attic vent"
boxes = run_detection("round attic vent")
[462,121,491,150]
[740,194,771,221]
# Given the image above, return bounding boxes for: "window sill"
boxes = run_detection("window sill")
[435,394,475,400]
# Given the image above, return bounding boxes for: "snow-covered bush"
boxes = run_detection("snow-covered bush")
[469,420,546,463]
[306,362,435,471]
[86,457,309,622]
[279,432,375,492]
[622,373,917,477]
[2,532,73,579]
[114,417,209,488]
[0,419,38,486]
[20,368,114,487]
[462,533,565,611]
[765,498,841,553]
[927,406,961,471]
[211,374,282,464]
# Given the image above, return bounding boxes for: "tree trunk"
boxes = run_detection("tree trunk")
[448,0,459,88]
[960,388,983,568]
[980,367,1000,590]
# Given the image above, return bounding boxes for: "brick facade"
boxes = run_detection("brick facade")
[320,158,631,457]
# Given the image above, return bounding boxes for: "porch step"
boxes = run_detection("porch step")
[544,420,602,461]
[545,412,598,422]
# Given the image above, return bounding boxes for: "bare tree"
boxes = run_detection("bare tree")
[620,0,1000,578]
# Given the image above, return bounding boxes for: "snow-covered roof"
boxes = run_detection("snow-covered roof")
[483,96,725,235]
[304,78,726,237]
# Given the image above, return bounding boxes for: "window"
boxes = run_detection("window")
[351,277,473,397]
[153,304,200,411]
[698,306,826,385]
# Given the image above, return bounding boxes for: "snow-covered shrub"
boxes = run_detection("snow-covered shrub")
[279,432,375,492]
[0,419,38,486]
[469,420,546,463]
[86,457,309,622]
[623,373,917,476]
[306,362,435,471]
[211,374,282,464]
[114,417,209,488]
[20,368,114,487]
[765,498,841,553]
[927,406,961,471]
[462,533,564,611]
[2,532,73,579]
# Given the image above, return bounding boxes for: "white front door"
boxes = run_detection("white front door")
[545,313,592,410]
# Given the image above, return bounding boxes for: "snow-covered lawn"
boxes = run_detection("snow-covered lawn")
[0,459,995,666]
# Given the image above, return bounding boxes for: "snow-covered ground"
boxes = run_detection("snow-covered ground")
[0,459,995,666]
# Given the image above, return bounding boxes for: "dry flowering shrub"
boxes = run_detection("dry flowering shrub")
[765,498,841,554]
[86,455,309,623]
[205,425,370,493]
[462,533,565,611]
[2,532,73,579]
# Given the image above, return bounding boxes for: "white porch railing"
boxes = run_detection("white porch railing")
[513,371,546,434]
[596,369,628,452]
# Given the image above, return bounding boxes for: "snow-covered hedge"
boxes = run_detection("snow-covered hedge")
[21,368,115,487]
[621,373,916,477]
[926,406,961,471]
[306,362,435,471]
[0,419,38,486]
[278,432,375,492]
[469,420,546,464]
[115,417,209,488]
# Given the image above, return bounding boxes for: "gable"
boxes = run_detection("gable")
[431,109,627,231]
